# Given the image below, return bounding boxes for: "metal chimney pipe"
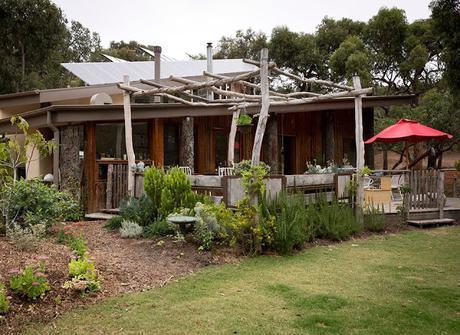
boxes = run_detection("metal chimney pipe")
[206,43,213,100]
[206,42,213,73]
[153,46,162,103]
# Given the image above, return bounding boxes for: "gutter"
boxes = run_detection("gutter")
[47,110,60,187]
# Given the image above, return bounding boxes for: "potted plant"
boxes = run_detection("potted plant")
[236,114,253,133]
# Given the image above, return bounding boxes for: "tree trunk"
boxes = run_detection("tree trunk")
[123,75,136,197]
[264,114,279,174]
[251,48,270,166]
[180,116,194,171]
[60,125,84,200]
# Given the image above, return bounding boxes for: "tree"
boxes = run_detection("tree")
[103,41,156,61]
[213,29,268,60]
[66,21,102,63]
[0,117,55,183]
[0,0,68,93]
[430,0,460,97]
[329,36,371,84]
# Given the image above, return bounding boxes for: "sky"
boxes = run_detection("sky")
[52,0,432,60]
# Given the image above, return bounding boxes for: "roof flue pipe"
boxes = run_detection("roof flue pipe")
[153,46,162,102]
[206,42,213,100]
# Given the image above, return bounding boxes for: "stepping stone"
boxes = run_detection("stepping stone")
[85,212,116,220]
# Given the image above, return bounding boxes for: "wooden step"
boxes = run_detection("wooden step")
[101,208,120,214]
[85,212,116,220]
[407,218,455,228]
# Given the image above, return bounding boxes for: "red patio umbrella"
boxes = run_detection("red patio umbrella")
[365,119,453,144]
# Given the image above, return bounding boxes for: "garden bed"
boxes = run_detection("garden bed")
[0,221,237,335]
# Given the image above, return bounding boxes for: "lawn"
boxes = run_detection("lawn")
[24,226,460,335]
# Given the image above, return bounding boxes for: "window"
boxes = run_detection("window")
[164,124,180,167]
[95,122,149,160]
[214,130,228,168]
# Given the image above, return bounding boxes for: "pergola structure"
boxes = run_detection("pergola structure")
[117,48,371,203]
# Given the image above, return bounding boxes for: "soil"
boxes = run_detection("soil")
[0,219,423,334]
[0,221,238,335]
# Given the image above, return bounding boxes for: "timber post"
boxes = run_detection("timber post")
[179,116,194,172]
[123,75,136,198]
[251,48,270,166]
[437,171,445,219]
[353,76,365,208]
[227,107,241,166]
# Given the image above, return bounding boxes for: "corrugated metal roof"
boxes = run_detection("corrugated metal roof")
[61,59,256,85]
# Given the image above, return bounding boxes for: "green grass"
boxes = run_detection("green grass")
[25,227,460,335]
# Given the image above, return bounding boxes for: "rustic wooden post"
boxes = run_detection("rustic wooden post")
[353,76,365,208]
[437,170,445,219]
[251,48,270,166]
[227,107,241,166]
[264,114,279,174]
[179,116,194,172]
[123,75,136,197]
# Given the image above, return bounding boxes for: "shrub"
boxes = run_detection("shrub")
[143,166,165,218]
[309,196,361,241]
[104,216,123,230]
[119,220,143,238]
[0,282,9,314]
[160,167,196,217]
[2,179,82,229]
[10,265,50,301]
[271,193,313,255]
[193,202,232,251]
[6,223,46,251]
[65,257,100,294]
[143,220,175,238]
[363,205,387,232]
[119,195,157,227]
[67,235,88,258]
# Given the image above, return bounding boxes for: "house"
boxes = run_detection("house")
[0,45,417,213]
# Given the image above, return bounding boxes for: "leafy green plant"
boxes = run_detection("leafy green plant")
[363,205,387,232]
[104,216,123,230]
[119,220,143,238]
[68,257,97,280]
[67,235,88,258]
[236,113,252,126]
[193,202,232,251]
[119,195,157,227]
[10,265,50,301]
[6,223,46,251]
[271,193,313,255]
[65,257,100,294]
[0,282,9,314]
[307,195,361,241]
[143,220,175,238]
[2,179,81,230]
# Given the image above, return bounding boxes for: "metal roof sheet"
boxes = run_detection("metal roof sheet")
[61,59,256,85]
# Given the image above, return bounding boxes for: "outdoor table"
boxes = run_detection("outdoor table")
[167,215,197,235]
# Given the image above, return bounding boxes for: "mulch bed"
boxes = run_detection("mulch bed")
[0,221,238,335]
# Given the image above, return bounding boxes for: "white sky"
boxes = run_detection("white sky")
[52,0,432,60]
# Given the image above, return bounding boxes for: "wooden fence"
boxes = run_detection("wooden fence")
[408,170,444,210]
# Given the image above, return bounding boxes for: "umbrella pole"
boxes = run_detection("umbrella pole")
[404,142,410,169]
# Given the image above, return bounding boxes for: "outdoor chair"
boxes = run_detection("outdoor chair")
[363,176,374,189]
[391,174,404,201]
[178,166,192,176]
[218,167,235,176]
